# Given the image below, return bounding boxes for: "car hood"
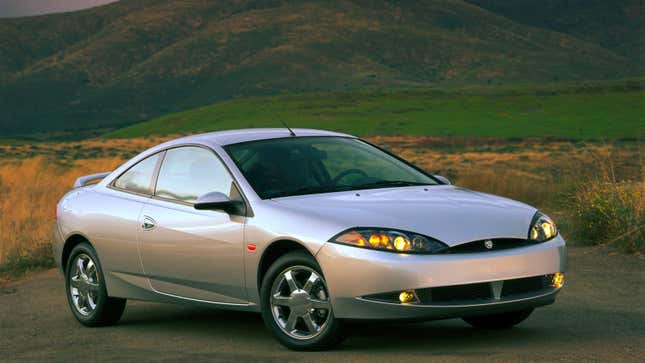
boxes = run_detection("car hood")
[271,185,537,246]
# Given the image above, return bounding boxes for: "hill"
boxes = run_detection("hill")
[107,79,645,140]
[465,0,644,62]
[0,0,642,137]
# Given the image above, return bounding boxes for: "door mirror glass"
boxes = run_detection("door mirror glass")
[434,175,451,185]
[194,192,238,213]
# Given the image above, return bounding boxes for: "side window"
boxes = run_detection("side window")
[113,153,161,195]
[155,147,234,204]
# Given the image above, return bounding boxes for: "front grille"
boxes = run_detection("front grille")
[443,238,536,254]
[417,276,550,304]
[502,276,549,297]
[419,282,491,303]
[363,275,554,305]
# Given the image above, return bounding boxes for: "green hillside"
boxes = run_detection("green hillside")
[0,0,641,137]
[108,79,645,139]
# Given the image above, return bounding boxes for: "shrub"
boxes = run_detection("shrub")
[572,167,644,252]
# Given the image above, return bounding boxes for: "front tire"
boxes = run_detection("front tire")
[65,242,126,327]
[462,308,533,329]
[260,251,344,350]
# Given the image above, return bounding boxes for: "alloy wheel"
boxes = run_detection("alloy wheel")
[270,266,332,340]
[69,253,100,316]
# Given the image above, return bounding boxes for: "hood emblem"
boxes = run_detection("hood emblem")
[484,240,494,249]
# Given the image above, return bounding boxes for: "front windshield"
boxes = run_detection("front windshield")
[225,136,439,199]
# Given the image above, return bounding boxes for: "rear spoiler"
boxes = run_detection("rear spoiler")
[73,172,111,188]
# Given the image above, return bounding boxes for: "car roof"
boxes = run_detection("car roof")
[162,128,356,148]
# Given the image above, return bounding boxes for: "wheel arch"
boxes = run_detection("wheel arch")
[61,233,93,272]
[257,239,316,292]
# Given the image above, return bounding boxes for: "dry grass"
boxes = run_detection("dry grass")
[0,156,123,273]
[0,136,642,275]
[375,136,643,207]
[0,136,172,161]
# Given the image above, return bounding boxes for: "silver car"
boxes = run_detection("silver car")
[53,128,566,350]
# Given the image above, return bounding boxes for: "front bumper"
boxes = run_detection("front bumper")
[316,234,567,320]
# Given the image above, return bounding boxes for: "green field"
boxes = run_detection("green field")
[108,80,645,139]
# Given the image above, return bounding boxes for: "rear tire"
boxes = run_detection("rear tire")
[462,308,533,329]
[260,251,345,350]
[65,242,126,327]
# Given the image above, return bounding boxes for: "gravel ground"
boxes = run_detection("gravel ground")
[1,246,643,362]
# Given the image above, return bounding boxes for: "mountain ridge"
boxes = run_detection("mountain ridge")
[0,0,642,136]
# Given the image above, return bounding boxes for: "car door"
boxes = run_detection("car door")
[138,146,248,305]
[95,152,162,292]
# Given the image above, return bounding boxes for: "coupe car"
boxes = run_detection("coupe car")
[53,128,566,350]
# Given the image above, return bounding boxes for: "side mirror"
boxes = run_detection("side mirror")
[194,192,242,214]
[434,175,451,185]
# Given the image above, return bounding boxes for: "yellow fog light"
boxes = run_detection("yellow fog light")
[551,273,565,288]
[398,290,417,304]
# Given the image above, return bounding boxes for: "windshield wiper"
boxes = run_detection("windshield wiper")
[353,180,432,189]
[266,181,431,198]
[267,184,357,198]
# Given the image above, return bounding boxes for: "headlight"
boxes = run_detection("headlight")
[529,212,558,242]
[330,228,448,253]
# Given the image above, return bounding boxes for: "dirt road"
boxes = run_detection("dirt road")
[1,246,643,362]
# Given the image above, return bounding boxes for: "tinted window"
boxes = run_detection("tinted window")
[155,147,233,203]
[225,137,438,199]
[113,153,161,195]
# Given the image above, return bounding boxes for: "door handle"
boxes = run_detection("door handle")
[142,216,156,230]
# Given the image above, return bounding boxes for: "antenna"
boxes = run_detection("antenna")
[280,119,296,137]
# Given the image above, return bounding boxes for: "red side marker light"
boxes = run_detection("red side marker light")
[247,244,256,252]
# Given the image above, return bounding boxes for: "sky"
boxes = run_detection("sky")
[0,0,118,18]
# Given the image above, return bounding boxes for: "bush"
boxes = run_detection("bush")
[572,180,644,252]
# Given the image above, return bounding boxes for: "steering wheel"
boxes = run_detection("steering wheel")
[331,169,368,185]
